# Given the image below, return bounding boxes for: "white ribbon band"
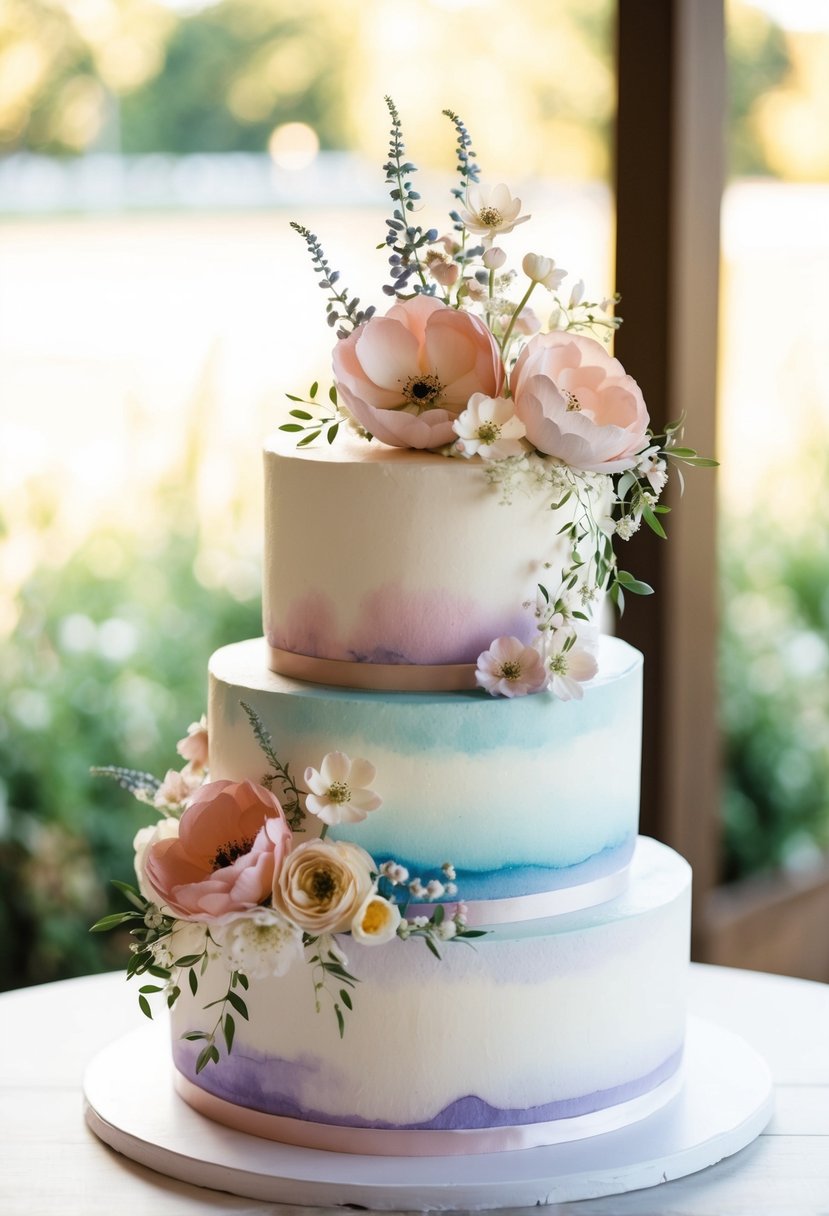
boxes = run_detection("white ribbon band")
[407,865,631,928]
[174,1063,683,1157]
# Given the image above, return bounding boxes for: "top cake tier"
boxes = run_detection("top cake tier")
[264,433,590,691]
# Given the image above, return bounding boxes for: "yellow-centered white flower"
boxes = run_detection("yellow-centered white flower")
[460,183,530,242]
[351,893,401,946]
[453,394,527,461]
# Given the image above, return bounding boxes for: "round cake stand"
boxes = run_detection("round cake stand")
[83,1015,773,1211]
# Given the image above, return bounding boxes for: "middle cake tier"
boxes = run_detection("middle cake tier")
[208,635,642,911]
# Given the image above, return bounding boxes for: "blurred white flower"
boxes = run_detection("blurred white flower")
[522,253,567,291]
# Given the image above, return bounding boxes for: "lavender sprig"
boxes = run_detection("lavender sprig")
[290,222,374,339]
[442,108,480,205]
[240,700,304,830]
[382,96,437,298]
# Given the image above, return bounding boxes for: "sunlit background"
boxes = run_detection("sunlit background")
[1,0,828,987]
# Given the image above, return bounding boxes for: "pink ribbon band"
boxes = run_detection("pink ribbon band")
[174,1065,683,1157]
[269,646,478,692]
[407,866,631,928]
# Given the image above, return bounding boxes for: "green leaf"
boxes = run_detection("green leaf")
[280,423,305,433]
[138,984,164,995]
[641,503,668,539]
[181,1031,208,1041]
[329,385,337,404]
[339,988,353,1011]
[175,953,203,967]
[424,935,442,960]
[289,409,313,420]
[223,1013,236,1054]
[226,990,249,1020]
[285,393,303,402]
[297,430,321,447]
[616,570,654,596]
[335,1004,345,1039]
[111,879,147,911]
[195,1044,220,1074]
[236,972,250,990]
[309,381,319,398]
[327,422,339,445]
[90,911,141,932]
[138,995,153,1020]
[166,986,181,1009]
[431,903,445,926]
[188,968,198,996]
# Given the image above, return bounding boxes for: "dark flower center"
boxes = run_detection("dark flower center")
[213,836,255,869]
[402,373,443,411]
[311,868,337,902]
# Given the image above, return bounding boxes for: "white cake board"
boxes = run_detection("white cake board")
[83,1015,773,1211]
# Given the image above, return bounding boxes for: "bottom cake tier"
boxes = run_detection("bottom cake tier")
[170,837,691,1156]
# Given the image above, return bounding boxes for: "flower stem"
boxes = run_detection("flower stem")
[500,282,536,355]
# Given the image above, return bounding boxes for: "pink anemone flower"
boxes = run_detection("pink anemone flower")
[143,780,292,922]
[333,295,505,450]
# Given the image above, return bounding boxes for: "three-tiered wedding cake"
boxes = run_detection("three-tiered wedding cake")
[97,102,705,1158]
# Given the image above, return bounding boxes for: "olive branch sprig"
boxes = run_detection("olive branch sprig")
[281,381,341,447]
[304,934,359,1039]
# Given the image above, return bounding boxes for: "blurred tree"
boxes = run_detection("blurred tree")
[120,0,350,153]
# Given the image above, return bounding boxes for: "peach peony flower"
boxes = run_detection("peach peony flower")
[143,780,292,922]
[332,295,504,450]
[273,839,374,934]
[176,715,209,771]
[511,332,650,473]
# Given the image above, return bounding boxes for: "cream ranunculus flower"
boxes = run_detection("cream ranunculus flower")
[273,839,375,934]
[351,893,401,946]
[134,817,180,907]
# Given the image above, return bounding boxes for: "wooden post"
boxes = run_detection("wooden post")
[614,0,724,956]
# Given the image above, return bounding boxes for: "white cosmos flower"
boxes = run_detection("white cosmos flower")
[453,394,527,461]
[545,632,599,701]
[635,444,669,496]
[460,183,530,242]
[304,752,382,825]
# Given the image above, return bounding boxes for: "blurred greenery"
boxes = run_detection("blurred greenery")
[3,0,828,180]
[720,511,829,881]
[0,491,259,991]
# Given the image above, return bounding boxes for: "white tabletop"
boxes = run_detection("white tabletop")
[1,964,827,1215]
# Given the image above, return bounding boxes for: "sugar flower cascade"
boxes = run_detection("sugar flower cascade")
[93,709,482,1070]
[285,98,714,699]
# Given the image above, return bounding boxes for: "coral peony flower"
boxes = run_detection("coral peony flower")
[176,715,209,771]
[273,839,374,934]
[143,780,292,922]
[460,183,530,243]
[475,636,547,698]
[332,295,504,450]
[453,394,527,461]
[304,752,381,826]
[511,332,650,473]
[351,893,401,946]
